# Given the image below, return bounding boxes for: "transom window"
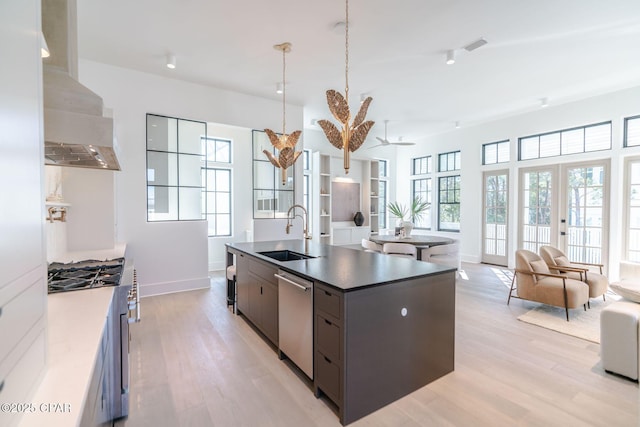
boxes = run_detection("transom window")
[624,115,640,148]
[482,140,510,165]
[439,151,461,172]
[412,156,432,175]
[519,121,611,160]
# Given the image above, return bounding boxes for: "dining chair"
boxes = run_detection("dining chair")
[382,242,417,259]
[421,240,460,271]
[361,238,382,253]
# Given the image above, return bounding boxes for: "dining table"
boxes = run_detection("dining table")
[369,234,455,261]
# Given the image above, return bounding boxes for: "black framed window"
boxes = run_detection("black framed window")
[379,167,388,229]
[379,159,388,177]
[519,121,611,160]
[412,178,432,229]
[482,140,510,165]
[146,114,205,221]
[438,151,461,172]
[624,115,640,147]
[303,149,311,232]
[438,175,460,231]
[202,168,231,236]
[412,156,432,175]
[252,130,294,218]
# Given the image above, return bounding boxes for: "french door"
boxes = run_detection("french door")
[482,170,509,266]
[518,160,609,268]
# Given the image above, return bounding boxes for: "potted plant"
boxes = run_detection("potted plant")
[387,197,430,237]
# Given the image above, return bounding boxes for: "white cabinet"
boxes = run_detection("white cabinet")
[331,226,370,246]
[312,152,332,245]
[0,2,47,426]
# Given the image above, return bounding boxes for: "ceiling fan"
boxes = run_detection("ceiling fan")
[370,120,416,148]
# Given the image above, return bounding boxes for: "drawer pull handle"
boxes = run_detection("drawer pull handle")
[324,319,332,326]
[324,356,332,364]
[0,380,4,393]
[324,291,331,296]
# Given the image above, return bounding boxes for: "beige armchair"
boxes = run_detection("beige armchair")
[508,249,589,321]
[539,245,608,302]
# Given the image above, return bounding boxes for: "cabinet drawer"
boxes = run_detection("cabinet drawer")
[315,285,341,320]
[249,259,277,284]
[316,314,341,363]
[315,350,341,403]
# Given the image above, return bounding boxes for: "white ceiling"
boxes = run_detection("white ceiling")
[77,0,640,143]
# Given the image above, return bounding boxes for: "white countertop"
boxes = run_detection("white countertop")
[18,287,114,427]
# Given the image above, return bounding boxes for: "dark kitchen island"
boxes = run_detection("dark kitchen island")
[226,240,456,425]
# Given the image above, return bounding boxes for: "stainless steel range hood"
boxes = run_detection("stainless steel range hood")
[42,0,120,170]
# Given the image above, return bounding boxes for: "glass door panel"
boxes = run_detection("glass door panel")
[482,170,508,266]
[519,168,556,254]
[563,163,608,265]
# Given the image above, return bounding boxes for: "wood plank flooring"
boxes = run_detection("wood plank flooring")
[115,262,639,427]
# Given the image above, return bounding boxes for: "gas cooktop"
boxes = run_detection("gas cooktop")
[48,258,125,293]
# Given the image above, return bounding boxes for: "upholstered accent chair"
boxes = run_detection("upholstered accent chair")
[382,242,417,259]
[539,245,608,303]
[361,238,382,253]
[508,249,589,321]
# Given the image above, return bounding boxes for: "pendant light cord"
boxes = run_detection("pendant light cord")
[345,0,349,104]
[282,46,286,135]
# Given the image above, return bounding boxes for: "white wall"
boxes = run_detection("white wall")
[396,85,640,273]
[79,60,303,294]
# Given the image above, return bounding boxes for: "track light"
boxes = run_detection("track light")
[446,50,456,65]
[541,97,549,108]
[455,121,461,129]
[276,82,283,94]
[166,54,176,69]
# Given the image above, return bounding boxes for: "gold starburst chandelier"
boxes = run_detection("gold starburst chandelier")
[263,42,302,185]
[318,0,374,174]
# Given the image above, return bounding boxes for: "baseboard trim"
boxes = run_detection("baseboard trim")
[140,277,210,297]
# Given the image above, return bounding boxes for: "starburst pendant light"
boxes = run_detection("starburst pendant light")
[318,0,374,174]
[263,42,302,185]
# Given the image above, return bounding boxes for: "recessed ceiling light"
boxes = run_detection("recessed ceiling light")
[276,82,283,94]
[541,97,549,108]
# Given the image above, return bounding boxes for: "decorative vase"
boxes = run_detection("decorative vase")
[402,221,413,237]
[353,211,364,226]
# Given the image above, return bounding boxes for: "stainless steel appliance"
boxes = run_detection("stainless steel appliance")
[276,270,313,379]
[47,257,138,420]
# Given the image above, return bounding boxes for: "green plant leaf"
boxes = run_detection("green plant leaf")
[387,201,408,220]
[410,196,430,223]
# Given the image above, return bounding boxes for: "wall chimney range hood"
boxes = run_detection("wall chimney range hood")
[42,0,120,170]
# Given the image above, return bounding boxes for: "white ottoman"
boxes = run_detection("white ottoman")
[600,301,640,380]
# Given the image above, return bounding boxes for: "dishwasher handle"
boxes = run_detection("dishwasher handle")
[274,273,311,292]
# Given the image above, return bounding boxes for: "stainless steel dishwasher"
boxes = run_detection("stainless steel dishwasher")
[275,270,313,379]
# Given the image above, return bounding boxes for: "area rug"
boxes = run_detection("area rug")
[517,292,621,343]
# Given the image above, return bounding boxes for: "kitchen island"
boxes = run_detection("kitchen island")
[226,240,456,425]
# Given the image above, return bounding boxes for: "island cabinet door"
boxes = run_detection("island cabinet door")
[235,253,250,315]
[259,278,278,345]
[343,272,456,425]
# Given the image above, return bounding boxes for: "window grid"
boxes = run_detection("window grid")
[202,167,232,237]
[438,151,461,172]
[438,175,461,231]
[624,115,640,148]
[412,156,432,175]
[146,114,206,222]
[518,121,612,161]
[379,179,387,229]
[482,140,510,165]
[412,178,432,229]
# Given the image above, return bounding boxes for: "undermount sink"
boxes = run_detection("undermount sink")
[258,250,315,262]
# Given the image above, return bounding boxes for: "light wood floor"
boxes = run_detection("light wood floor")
[115,262,639,427]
